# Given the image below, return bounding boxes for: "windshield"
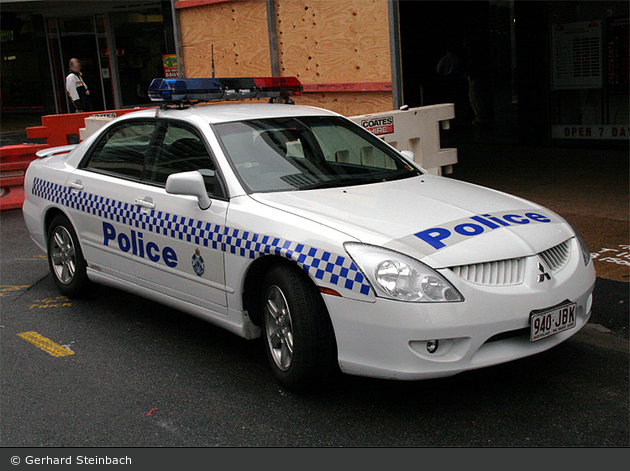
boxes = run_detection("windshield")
[213,116,421,193]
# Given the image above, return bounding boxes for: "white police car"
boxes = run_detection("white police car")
[23,77,595,389]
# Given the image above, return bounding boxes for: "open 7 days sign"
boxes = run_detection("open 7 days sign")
[360,116,394,135]
[552,125,630,140]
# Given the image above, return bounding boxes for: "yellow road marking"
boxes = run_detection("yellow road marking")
[18,331,74,357]
[29,296,71,309]
[0,285,30,297]
[16,254,47,261]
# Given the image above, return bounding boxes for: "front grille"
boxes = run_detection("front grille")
[450,257,525,286]
[538,240,571,274]
[449,239,572,286]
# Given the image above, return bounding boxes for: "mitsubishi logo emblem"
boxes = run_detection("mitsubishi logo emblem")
[537,262,551,283]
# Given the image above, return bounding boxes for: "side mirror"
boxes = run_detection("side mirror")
[400,150,415,161]
[165,171,211,210]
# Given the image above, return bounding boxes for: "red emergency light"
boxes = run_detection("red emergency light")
[251,77,303,96]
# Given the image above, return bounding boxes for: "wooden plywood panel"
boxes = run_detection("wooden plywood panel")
[180,1,271,78]
[177,0,394,115]
[275,0,391,84]
[192,92,392,117]
[294,91,393,116]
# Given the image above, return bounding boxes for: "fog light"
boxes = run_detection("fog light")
[426,339,439,354]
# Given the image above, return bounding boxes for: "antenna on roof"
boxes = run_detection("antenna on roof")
[211,44,215,78]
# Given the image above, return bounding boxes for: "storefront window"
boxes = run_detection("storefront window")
[548,1,629,140]
[1,13,44,109]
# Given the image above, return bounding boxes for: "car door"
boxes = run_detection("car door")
[65,120,159,283]
[132,119,229,312]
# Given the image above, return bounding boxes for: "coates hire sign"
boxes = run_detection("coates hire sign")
[551,125,630,140]
[360,116,394,135]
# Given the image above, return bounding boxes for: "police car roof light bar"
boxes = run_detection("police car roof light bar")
[148,77,302,104]
[251,77,302,94]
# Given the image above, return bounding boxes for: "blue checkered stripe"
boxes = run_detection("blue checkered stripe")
[32,178,372,296]
[222,227,370,295]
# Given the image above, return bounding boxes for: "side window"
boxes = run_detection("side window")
[146,123,223,197]
[85,122,156,179]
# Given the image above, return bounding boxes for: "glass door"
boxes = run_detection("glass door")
[46,15,115,113]
[95,14,116,110]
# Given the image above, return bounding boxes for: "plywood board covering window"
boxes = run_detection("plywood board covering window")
[180,0,271,77]
[274,0,391,84]
[177,0,394,115]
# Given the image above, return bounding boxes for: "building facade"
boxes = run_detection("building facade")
[1,0,627,145]
[1,0,178,114]
[174,0,628,145]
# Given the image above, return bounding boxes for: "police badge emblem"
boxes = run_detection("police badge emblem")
[192,248,205,276]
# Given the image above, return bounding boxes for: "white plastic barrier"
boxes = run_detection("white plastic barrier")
[79,114,117,141]
[350,104,457,175]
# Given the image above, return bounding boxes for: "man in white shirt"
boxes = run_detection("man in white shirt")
[66,58,92,113]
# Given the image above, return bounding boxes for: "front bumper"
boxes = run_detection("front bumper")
[323,242,596,380]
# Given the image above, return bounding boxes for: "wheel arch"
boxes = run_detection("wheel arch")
[242,255,323,328]
[43,206,73,239]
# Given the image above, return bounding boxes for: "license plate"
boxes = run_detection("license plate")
[530,302,577,342]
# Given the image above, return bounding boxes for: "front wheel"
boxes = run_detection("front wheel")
[47,214,90,297]
[262,264,338,390]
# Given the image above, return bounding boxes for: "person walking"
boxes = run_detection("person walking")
[66,58,92,113]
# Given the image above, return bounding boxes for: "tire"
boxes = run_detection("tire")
[261,264,338,390]
[47,214,90,297]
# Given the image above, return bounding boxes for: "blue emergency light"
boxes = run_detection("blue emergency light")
[148,77,302,103]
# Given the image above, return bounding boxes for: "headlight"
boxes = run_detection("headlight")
[570,225,591,266]
[344,242,463,303]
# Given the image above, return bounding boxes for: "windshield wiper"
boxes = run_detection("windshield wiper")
[298,170,420,191]
[381,169,421,181]
[298,175,386,191]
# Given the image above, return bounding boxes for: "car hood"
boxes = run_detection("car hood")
[250,174,574,268]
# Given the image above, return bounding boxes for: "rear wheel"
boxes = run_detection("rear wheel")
[47,214,90,297]
[261,264,337,390]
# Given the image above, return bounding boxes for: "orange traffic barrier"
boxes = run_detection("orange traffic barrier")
[0,144,49,210]
[27,107,151,147]
[4,107,150,210]
[0,108,152,210]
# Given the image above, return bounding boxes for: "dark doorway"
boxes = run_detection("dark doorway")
[399,0,523,141]
[60,34,104,112]
[399,1,492,114]
[47,16,115,113]
[110,10,169,106]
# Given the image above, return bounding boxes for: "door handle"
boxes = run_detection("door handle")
[134,198,156,210]
[68,180,84,191]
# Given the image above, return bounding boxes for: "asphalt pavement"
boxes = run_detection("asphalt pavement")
[1,208,628,447]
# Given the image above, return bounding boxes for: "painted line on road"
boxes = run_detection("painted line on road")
[16,254,47,261]
[17,331,74,357]
[0,285,30,297]
[29,296,72,309]
[591,244,630,267]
